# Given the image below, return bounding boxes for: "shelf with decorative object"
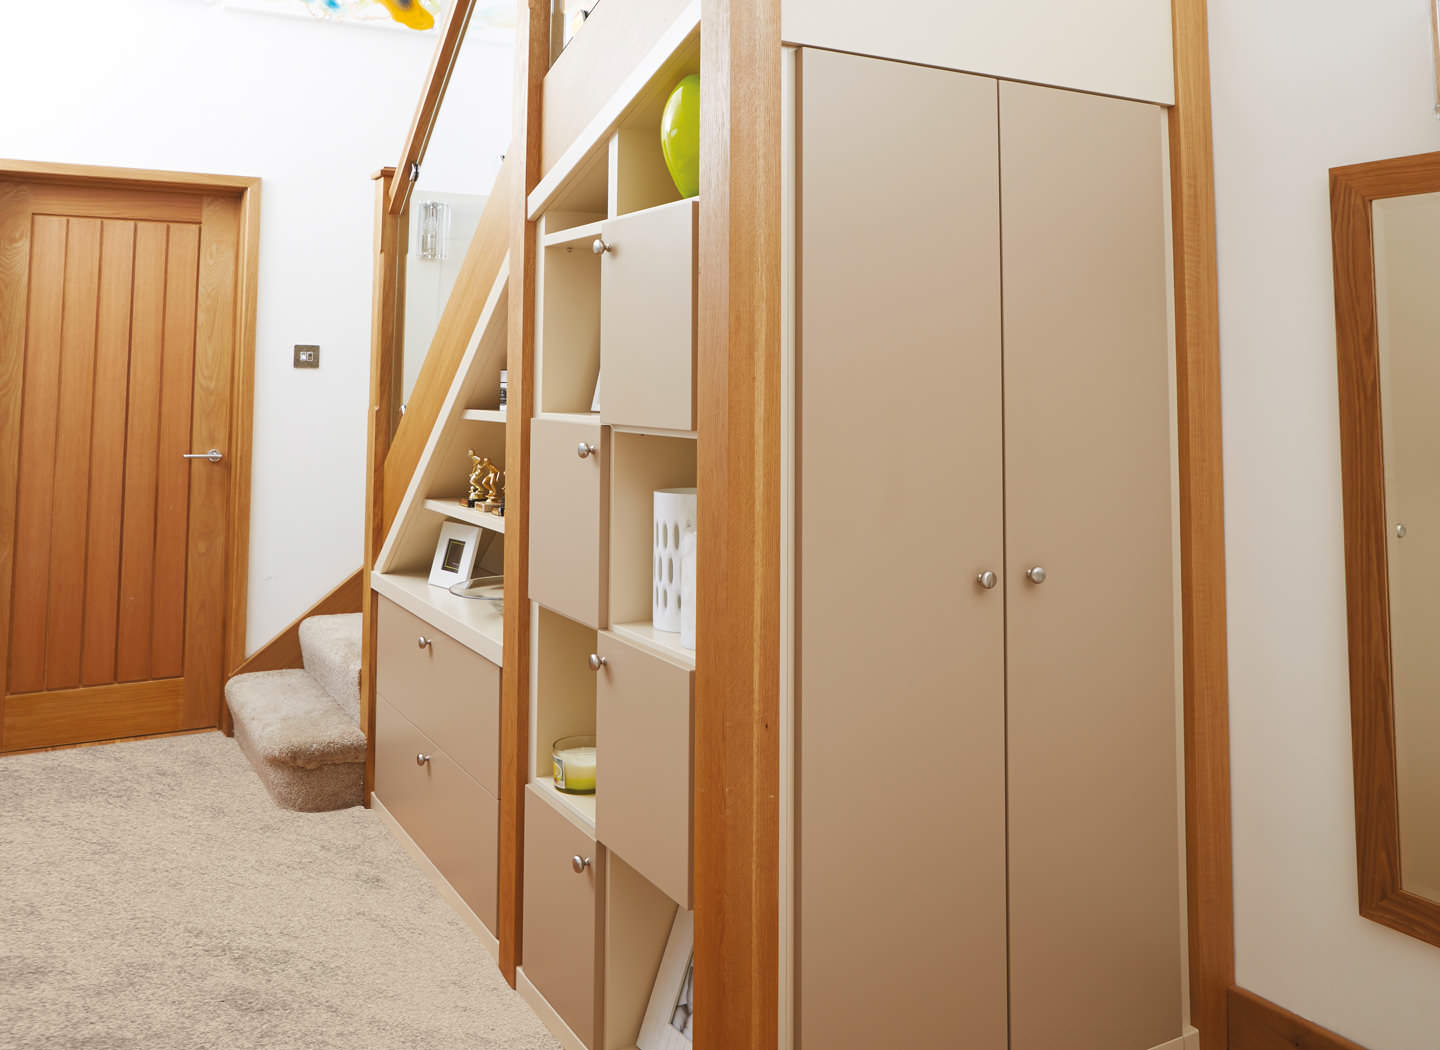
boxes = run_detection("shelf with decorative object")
[423,497,506,535]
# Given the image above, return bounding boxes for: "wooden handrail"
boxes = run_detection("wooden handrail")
[380,150,515,538]
[388,0,480,216]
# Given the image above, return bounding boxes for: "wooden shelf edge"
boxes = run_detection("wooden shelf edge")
[422,497,507,534]
[462,409,508,423]
[611,621,695,670]
[543,219,606,248]
[370,569,504,666]
[528,777,598,836]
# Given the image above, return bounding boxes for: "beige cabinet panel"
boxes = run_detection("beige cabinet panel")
[376,596,501,795]
[524,785,604,1048]
[595,631,693,907]
[530,418,608,628]
[796,48,1008,1050]
[375,697,499,932]
[998,80,1181,1050]
[598,199,697,432]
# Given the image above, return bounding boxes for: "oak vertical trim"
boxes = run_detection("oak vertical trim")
[1169,1,1234,1045]
[0,182,32,751]
[695,1,782,1048]
[362,167,401,799]
[499,0,550,987]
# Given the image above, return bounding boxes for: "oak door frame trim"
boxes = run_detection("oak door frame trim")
[387,0,479,216]
[1331,149,1440,952]
[1228,986,1371,1050]
[0,159,261,736]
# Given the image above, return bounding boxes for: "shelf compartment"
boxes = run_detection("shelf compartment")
[532,604,600,794]
[543,218,606,249]
[423,497,506,534]
[371,569,503,666]
[610,620,693,670]
[529,774,597,836]
[607,431,697,634]
[538,231,602,416]
[603,853,681,1050]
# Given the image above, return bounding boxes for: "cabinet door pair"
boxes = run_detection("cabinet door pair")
[797,49,1179,1050]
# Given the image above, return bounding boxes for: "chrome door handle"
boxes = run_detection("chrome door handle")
[592,237,610,255]
[976,571,997,590]
[577,442,597,459]
[572,855,591,873]
[417,636,432,650]
[588,654,607,671]
[182,448,224,463]
[1025,566,1047,585]
[416,753,431,766]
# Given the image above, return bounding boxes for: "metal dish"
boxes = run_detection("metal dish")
[448,575,504,606]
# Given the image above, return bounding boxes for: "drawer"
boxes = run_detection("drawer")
[529,419,608,629]
[524,785,604,1048]
[376,597,501,795]
[599,199,697,432]
[376,697,499,933]
[595,632,694,907]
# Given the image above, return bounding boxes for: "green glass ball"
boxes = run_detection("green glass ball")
[660,74,700,199]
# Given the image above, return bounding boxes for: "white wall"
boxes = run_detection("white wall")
[1210,1,1440,1046]
[1,0,441,651]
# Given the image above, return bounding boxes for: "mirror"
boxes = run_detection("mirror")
[1334,151,1440,950]
[399,4,515,409]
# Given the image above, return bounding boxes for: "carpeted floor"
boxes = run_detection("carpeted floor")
[0,732,558,1050]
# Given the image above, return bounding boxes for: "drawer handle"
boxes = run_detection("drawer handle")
[592,237,610,255]
[1025,566,1047,585]
[588,653,607,671]
[416,753,431,766]
[417,636,432,650]
[572,855,592,873]
[576,442,597,459]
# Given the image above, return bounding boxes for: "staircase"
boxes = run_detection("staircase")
[225,613,365,812]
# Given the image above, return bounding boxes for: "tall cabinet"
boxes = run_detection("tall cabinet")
[797,49,1180,1050]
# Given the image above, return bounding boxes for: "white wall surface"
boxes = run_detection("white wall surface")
[1210,1,1440,1045]
[781,0,1173,105]
[0,0,499,652]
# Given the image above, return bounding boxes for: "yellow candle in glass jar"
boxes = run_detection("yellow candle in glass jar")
[553,736,596,795]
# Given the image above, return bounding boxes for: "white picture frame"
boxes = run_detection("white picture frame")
[428,521,481,588]
[637,909,694,1050]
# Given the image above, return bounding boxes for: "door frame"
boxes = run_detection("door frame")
[0,159,261,743]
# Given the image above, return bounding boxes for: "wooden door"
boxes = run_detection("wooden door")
[998,81,1182,1050]
[797,50,1008,1050]
[0,181,239,752]
[529,418,607,629]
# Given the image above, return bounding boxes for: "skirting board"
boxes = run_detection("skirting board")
[1155,1027,1201,1050]
[370,795,500,962]
[1229,987,1370,1050]
[516,966,589,1050]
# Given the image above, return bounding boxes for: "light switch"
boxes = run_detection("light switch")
[293,344,320,369]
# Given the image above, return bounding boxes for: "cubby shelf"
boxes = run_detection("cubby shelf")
[423,497,506,534]
[543,219,606,249]
[530,775,597,836]
[371,569,504,666]
[611,621,694,670]
[462,409,507,423]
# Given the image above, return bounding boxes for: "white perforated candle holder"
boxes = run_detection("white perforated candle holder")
[653,488,697,633]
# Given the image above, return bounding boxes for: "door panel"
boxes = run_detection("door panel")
[0,181,240,751]
[529,418,607,628]
[797,49,1008,1050]
[999,81,1181,1050]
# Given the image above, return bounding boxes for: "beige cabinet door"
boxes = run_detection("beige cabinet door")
[595,631,693,907]
[529,418,608,628]
[796,48,1008,1050]
[598,199,697,432]
[999,80,1181,1050]
[523,786,604,1048]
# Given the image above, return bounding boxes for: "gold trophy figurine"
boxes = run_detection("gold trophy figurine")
[466,450,488,508]
[479,459,504,512]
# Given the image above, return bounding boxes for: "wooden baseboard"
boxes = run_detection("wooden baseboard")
[1229,987,1370,1050]
[516,966,588,1050]
[229,569,364,679]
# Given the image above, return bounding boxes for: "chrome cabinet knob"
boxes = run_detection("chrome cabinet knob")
[416,753,431,766]
[1025,566,1047,585]
[1396,523,1408,538]
[417,636,432,650]
[592,237,610,255]
[181,448,224,463]
[976,571,997,590]
[572,855,591,873]
[588,653,607,671]
[577,442,597,459]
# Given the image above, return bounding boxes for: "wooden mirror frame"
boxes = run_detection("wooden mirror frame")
[1331,148,1440,950]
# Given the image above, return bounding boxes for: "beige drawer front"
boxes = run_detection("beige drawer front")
[529,419,608,629]
[599,200,697,432]
[375,697,499,933]
[376,596,501,795]
[524,786,604,1048]
[595,632,694,907]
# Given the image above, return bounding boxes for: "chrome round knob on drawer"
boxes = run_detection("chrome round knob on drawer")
[577,442,597,459]
[572,855,591,873]
[1025,566,1047,585]
[417,636,432,650]
[976,571,997,590]
[416,753,431,766]
[588,653,607,671]
[592,237,610,255]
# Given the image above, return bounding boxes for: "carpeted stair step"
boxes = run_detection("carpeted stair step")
[299,613,362,727]
[225,669,365,812]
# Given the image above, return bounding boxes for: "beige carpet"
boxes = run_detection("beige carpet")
[0,732,558,1050]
